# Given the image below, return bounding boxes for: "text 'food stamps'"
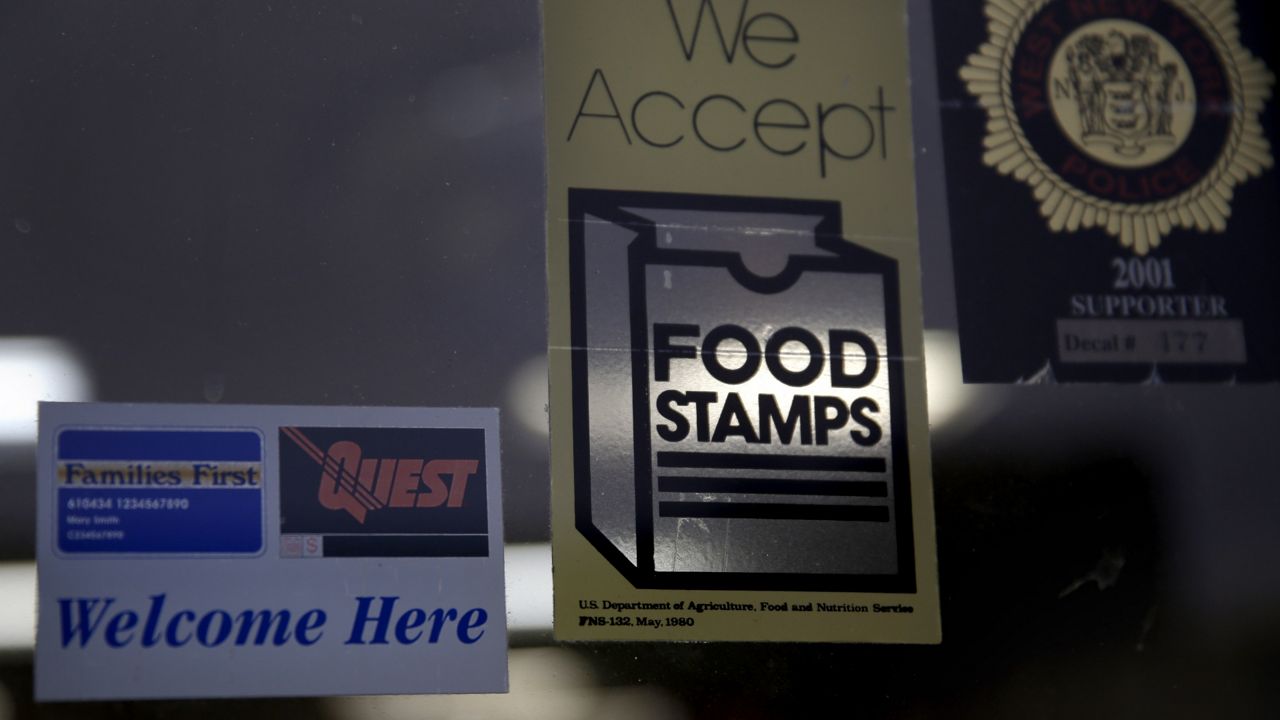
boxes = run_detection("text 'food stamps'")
[546,0,940,643]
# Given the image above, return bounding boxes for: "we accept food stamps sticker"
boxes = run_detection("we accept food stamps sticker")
[36,403,507,700]
[545,0,940,643]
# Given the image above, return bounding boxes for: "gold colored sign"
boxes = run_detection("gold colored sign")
[545,0,939,643]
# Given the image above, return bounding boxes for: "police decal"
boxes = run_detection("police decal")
[961,0,1273,254]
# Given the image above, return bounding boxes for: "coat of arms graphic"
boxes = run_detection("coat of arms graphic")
[1063,30,1180,157]
[961,0,1273,254]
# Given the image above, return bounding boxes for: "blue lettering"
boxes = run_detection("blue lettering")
[104,610,138,648]
[395,608,427,644]
[234,610,294,646]
[166,610,195,646]
[56,596,330,649]
[346,596,397,645]
[141,594,166,647]
[426,608,459,643]
[457,608,487,644]
[345,598,486,645]
[58,597,115,647]
[296,609,326,646]
[196,610,232,647]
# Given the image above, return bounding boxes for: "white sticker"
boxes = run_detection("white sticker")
[36,403,507,701]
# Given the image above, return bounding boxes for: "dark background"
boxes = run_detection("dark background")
[1,1,1278,717]
[931,0,1280,383]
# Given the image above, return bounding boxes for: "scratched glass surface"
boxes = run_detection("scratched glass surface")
[0,0,1278,717]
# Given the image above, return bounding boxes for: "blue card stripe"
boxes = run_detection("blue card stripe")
[57,430,262,461]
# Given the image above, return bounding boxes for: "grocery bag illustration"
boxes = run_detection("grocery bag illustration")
[568,190,915,591]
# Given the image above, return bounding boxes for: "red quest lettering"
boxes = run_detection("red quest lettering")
[280,428,477,524]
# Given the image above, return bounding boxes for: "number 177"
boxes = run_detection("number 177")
[1161,331,1207,354]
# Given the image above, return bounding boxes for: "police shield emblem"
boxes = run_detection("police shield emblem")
[935,0,1279,383]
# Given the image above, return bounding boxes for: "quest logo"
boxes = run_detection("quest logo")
[281,427,477,523]
[278,426,488,558]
